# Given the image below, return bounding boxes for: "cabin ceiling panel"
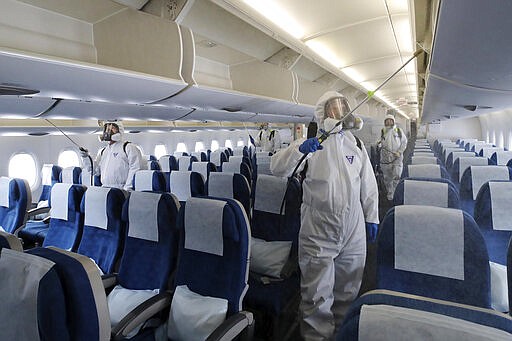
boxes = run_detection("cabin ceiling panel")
[0,50,187,104]
[0,96,55,118]
[17,0,125,23]
[45,100,190,121]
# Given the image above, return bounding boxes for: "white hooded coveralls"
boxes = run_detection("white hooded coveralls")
[255,128,281,153]
[380,121,407,200]
[270,91,379,340]
[88,141,143,191]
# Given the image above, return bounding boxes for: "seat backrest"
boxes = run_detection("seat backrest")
[472,143,494,153]
[446,151,476,170]
[177,155,198,171]
[473,180,512,264]
[118,191,180,290]
[60,166,82,184]
[403,164,448,179]
[207,172,251,218]
[338,289,512,341]
[222,160,252,186]
[0,230,22,251]
[175,197,250,316]
[39,164,62,202]
[393,179,460,209]
[43,183,86,251]
[209,150,227,169]
[442,147,465,164]
[453,156,489,182]
[28,247,110,341]
[465,141,485,152]
[168,171,205,202]
[133,170,166,191]
[173,151,188,157]
[0,177,30,233]
[490,151,512,165]
[410,156,438,165]
[78,186,126,274]
[460,165,512,200]
[377,205,490,308]
[147,160,161,171]
[479,147,503,158]
[0,248,70,341]
[191,161,217,183]
[159,155,179,172]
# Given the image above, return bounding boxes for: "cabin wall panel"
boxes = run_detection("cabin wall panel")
[426,117,481,141]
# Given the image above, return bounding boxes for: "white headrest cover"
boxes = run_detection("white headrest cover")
[184,197,225,256]
[61,167,76,184]
[128,191,160,242]
[210,151,222,166]
[208,173,234,199]
[84,187,110,229]
[178,157,190,171]
[403,180,448,208]
[254,175,287,214]
[159,155,171,172]
[50,183,73,220]
[459,157,488,181]
[394,205,464,280]
[0,177,12,208]
[229,156,243,165]
[221,162,240,174]
[169,171,192,201]
[408,164,441,178]
[41,164,54,186]
[495,151,512,165]
[471,166,509,200]
[134,170,156,191]
[191,162,208,182]
[489,181,512,231]
[411,156,437,165]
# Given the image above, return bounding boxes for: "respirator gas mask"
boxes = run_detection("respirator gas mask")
[100,122,121,142]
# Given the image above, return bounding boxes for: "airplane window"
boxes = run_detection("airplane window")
[211,140,220,151]
[154,144,167,159]
[237,139,245,147]
[58,150,81,168]
[9,153,38,188]
[176,142,188,153]
[225,140,233,149]
[195,141,204,152]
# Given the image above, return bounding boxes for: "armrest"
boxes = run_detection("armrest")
[101,273,118,290]
[42,216,51,224]
[111,291,172,340]
[27,206,50,218]
[206,311,254,341]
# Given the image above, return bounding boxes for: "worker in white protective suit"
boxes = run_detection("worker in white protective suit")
[271,91,379,340]
[81,121,144,191]
[378,112,407,201]
[250,122,282,153]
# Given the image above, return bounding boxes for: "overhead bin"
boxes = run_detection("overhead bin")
[0,97,55,118]
[296,75,331,106]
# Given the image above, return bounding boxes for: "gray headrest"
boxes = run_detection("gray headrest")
[84,187,110,229]
[208,173,233,199]
[470,166,509,200]
[407,164,441,178]
[159,155,171,172]
[41,164,54,186]
[50,183,73,220]
[210,151,223,166]
[411,156,437,165]
[191,162,208,182]
[178,156,191,171]
[394,205,464,280]
[221,161,240,174]
[229,156,244,165]
[254,175,287,214]
[458,157,488,181]
[184,197,225,256]
[0,177,12,208]
[495,151,512,165]
[450,152,475,163]
[404,180,448,207]
[61,167,77,184]
[480,147,502,158]
[169,171,191,201]
[134,170,156,191]
[128,191,161,242]
[488,181,512,231]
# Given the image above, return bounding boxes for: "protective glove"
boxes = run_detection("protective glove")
[79,149,90,158]
[249,135,256,146]
[366,223,378,243]
[299,137,323,154]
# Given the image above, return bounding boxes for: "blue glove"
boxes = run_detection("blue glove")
[366,223,378,243]
[249,135,256,146]
[299,137,323,154]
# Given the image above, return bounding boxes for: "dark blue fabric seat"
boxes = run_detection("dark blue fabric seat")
[159,155,179,172]
[60,166,82,184]
[0,177,30,234]
[166,170,205,203]
[489,151,512,165]
[377,205,491,308]
[132,170,166,192]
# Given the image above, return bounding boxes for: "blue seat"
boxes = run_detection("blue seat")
[191,151,208,162]
[451,156,488,184]
[177,155,198,171]
[377,205,491,308]
[78,187,126,274]
[60,166,82,184]
[222,159,253,188]
[402,164,449,179]
[474,181,512,264]
[132,170,166,191]
[244,175,302,339]
[459,165,512,215]
[167,197,253,340]
[0,248,69,340]
[508,238,512,313]
[441,147,465,165]
[35,164,62,207]
[147,160,161,171]
[393,178,460,209]
[0,177,31,234]
[445,151,476,171]
[206,172,251,218]
[209,150,228,171]
[489,151,512,165]
[479,147,503,158]
[337,289,512,341]
[166,170,205,203]
[191,161,217,183]
[0,230,22,251]
[107,191,181,339]
[159,155,179,172]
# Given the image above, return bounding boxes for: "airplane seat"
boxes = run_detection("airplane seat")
[190,161,217,183]
[255,154,272,177]
[451,156,489,184]
[39,184,86,251]
[173,152,188,157]
[244,175,302,339]
[60,166,82,184]
[206,172,251,218]
[132,170,166,192]
[191,151,207,162]
[159,155,179,172]
[209,150,228,171]
[0,230,22,251]
[472,143,496,153]
[490,151,512,165]
[377,205,491,308]
[167,197,253,340]
[336,289,512,341]
[147,155,157,161]
[402,164,449,179]
[229,155,252,171]
[227,147,233,156]
[441,147,465,165]
[77,186,126,274]
[177,155,198,171]
[0,248,69,340]
[106,191,181,339]
[445,151,476,171]
[479,147,504,158]
[27,247,111,340]
[409,156,439,165]
[147,160,161,171]
[393,178,460,209]
[222,160,253,188]
[0,177,31,234]
[459,165,512,216]
[35,164,62,208]
[167,170,205,203]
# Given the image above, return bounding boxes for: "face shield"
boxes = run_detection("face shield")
[323,96,362,132]
[324,97,351,121]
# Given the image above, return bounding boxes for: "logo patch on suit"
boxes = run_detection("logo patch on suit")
[346,155,354,164]
[113,152,118,157]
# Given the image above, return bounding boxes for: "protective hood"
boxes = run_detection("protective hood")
[100,120,124,142]
[384,114,395,127]
[314,91,348,131]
